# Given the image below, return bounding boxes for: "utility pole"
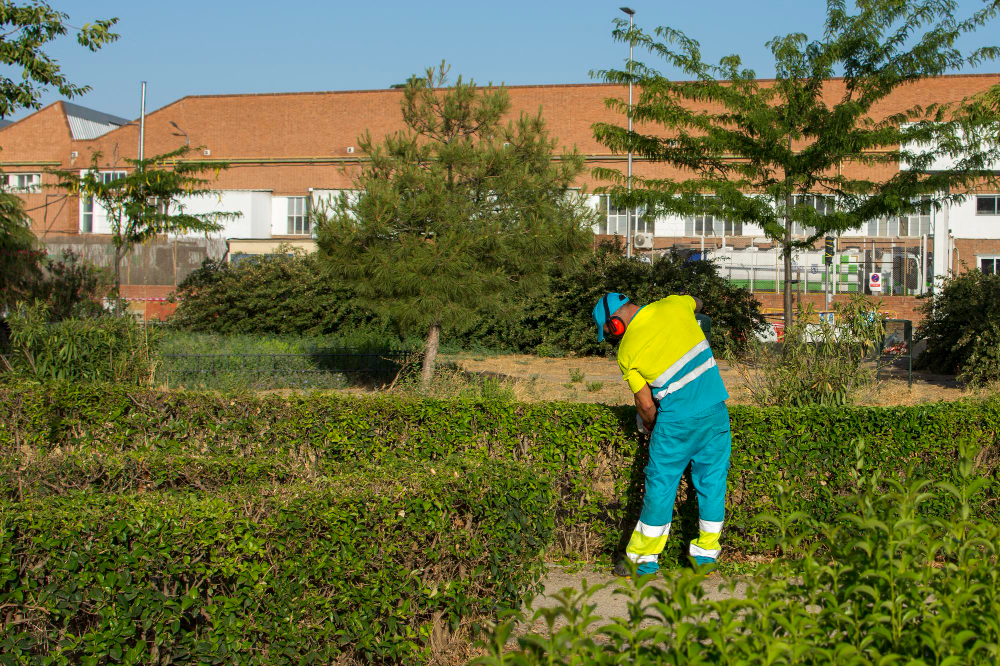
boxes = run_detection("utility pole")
[621,6,635,259]
[138,81,147,161]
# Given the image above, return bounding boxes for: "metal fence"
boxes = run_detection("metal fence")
[159,350,416,390]
[660,236,933,297]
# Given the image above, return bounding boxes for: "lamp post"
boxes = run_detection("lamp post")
[621,6,635,258]
[169,121,189,147]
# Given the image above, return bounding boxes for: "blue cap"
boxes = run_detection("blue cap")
[592,292,630,342]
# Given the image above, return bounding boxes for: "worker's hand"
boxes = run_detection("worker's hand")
[636,412,652,436]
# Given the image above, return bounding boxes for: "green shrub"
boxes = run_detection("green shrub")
[169,248,766,356]
[3,383,998,564]
[0,459,554,664]
[475,447,1000,665]
[1,302,158,385]
[169,254,393,337]
[917,268,1000,385]
[729,295,887,407]
[31,249,110,321]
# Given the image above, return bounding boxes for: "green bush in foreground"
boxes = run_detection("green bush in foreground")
[0,459,553,664]
[2,383,998,565]
[477,448,1000,665]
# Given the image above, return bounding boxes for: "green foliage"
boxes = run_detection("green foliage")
[592,1,1000,324]
[476,445,1000,665]
[168,247,766,357]
[585,381,603,393]
[917,268,1000,386]
[0,190,42,311]
[2,302,157,384]
[49,147,239,295]
[314,61,595,383]
[568,368,584,383]
[0,459,554,664]
[2,383,997,564]
[730,295,887,407]
[520,248,767,356]
[0,2,118,119]
[170,254,395,339]
[31,249,110,320]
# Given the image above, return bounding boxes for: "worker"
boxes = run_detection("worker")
[592,292,731,576]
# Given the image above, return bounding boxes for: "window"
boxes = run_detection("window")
[596,195,653,236]
[3,173,41,193]
[287,197,310,235]
[977,195,1000,215]
[981,256,1000,275]
[98,170,125,184]
[81,196,94,233]
[683,197,742,237]
[868,195,932,237]
[789,194,834,236]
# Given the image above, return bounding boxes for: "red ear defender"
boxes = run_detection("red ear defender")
[608,316,626,337]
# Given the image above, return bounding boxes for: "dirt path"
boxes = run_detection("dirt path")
[448,353,970,406]
[521,565,747,634]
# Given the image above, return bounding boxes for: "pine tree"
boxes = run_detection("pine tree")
[316,62,595,388]
[593,0,1000,328]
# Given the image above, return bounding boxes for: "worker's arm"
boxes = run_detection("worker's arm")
[633,383,657,432]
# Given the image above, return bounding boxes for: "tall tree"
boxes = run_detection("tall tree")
[0,3,118,318]
[51,147,239,299]
[316,63,595,388]
[593,0,1000,328]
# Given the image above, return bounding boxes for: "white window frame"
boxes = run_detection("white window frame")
[976,194,1000,215]
[867,195,932,237]
[595,194,653,236]
[287,196,310,235]
[3,172,41,193]
[683,196,742,237]
[979,255,1000,275]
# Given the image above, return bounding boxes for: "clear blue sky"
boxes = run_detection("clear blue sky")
[8,0,999,121]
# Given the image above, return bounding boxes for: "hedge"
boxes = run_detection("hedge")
[0,459,554,664]
[3,383,999,566]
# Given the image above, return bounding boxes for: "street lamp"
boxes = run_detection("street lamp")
[621,6,635,258]
[169,120,189,147]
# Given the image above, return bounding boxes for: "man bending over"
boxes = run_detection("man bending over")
[592,292,731,576]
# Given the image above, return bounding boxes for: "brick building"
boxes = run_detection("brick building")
[2,75,1000,321]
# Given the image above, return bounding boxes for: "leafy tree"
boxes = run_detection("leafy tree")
[315,62,595,387]
[593,0,1000,328]
[0,3,117,323]
[32,249,110,320]
[51,147,239,299]
[0,2,118,119]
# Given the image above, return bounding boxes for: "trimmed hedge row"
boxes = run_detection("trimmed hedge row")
[2,383,999,564]
[0,459,553,664]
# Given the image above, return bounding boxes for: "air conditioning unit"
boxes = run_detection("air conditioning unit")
[203,149,211,156]
[346,146,355,154]
[70,151,79,159]
[633,232,654,249]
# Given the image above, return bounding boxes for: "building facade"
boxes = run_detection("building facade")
[2,76,1000,320]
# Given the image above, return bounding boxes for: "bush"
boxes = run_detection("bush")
[0,459,554,664]
[169,248,767,356]
[169,254,394,338]
[1,302,158,385]
[3,383,998,564]
[729,295,886,407]
[475,448,1000,665]
[917,269,1000,386]
[31,249,110,321]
